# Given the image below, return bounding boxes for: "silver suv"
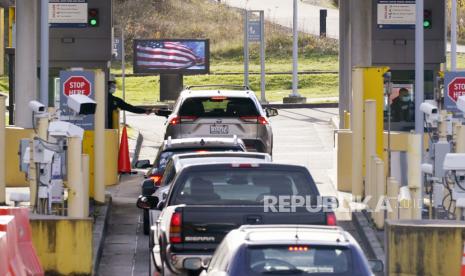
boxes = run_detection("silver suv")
[159,85,278,154]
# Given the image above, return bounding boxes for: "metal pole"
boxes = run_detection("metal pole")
[0,94,5,205]
[15,0,38,128]
[244,10,249,87]
[415,0,424,214]
[122,29,126,125]
[291,0,300,97]
[259,11,266,103]
[94,70,105,203]
[452,0,457,71]
[40,0,49,106]
[415,0,424,132]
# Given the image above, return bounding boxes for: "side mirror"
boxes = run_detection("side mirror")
[266,108,278,117]
[136,196,159,210]
[156,109,172,118]
[368,259,384,273]
[184,257,202,270]
[141,179,157,196]
[157,200,166,210]
[135,159,151,169]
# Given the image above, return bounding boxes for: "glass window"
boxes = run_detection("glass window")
[172,169,314,205]
[246,245,352,275]
[179,97,259,117]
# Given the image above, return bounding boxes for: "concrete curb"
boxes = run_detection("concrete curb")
[352,211,385,263]
[92,195,112,276]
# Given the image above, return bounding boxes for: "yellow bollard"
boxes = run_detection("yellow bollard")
[81,154,89,218]
[367,156,377,211]
[93,70,105,204]
[0,93,6,204]
[373,158,385,229]
[351,69,364,198]
[387,177,400,220]
[343,110,351,129]
[67,137,83,217]
[336,130,353,192]
[365,100,377,203]
[407,133,422,219]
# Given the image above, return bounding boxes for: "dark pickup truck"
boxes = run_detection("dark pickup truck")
[151,162,337,275]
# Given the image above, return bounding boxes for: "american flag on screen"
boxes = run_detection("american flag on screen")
[136,41,204,69]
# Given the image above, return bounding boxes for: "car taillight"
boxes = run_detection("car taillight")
[169,116,180,125]
[231,163,259,168]
[326,212,337,226]
[150,174,162,186]
[169,212,182,243]
[240,116,268,125]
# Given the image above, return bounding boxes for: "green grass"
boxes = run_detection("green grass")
[113,60,339,104]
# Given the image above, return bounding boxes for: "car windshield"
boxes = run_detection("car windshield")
[154,147,243,171]
[172,168,316,205]
[179,97,259,117]
[246,245,352,275]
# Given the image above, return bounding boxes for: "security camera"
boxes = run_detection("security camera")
[48,121,84,139]
[420,102,438,116]
[67,94,96,115]
[457,95,465,113]
[28,100,45,113]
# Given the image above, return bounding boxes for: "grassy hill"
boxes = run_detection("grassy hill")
[111,0,339,103]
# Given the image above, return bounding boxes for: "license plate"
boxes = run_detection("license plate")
[210,124,229,134]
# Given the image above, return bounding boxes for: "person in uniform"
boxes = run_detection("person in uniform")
[391,87,414,122]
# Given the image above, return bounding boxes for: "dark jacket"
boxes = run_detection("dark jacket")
[107,93,146,128]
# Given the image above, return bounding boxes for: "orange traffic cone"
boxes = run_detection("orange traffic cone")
[118,126,132,174]
[461,241,465,276]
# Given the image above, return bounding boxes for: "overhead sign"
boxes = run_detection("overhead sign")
[445,71,465,115]
[49,0,88,28]
[377,0,416,29]
[59,71,95,129]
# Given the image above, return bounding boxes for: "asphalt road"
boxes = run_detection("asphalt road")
[99,108,367,276]
[222,0,339,39]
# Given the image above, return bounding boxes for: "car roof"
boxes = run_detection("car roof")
[171,152,272,170]
[180,89,256,99]
[225,225,354,247]
[161,136,245,151]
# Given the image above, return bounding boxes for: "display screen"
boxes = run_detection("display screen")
[133,39,210,74]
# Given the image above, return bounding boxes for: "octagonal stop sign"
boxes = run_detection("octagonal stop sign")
[63,76,92,96]
[448,77,465,103]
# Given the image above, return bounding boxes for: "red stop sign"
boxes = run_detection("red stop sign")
[448,77,465,102]
[63,76,92,96]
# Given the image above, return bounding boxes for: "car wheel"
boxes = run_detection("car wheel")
[143,209,150,235]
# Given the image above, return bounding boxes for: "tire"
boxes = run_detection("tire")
[143,209,150,235]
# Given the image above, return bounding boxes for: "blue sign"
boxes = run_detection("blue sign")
[248,20,261,42]
[59,70,95,130]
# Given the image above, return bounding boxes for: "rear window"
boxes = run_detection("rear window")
[172,168,316,205]
[246,245,352,275]
[154,147,244,170]
[179,97,259,117]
